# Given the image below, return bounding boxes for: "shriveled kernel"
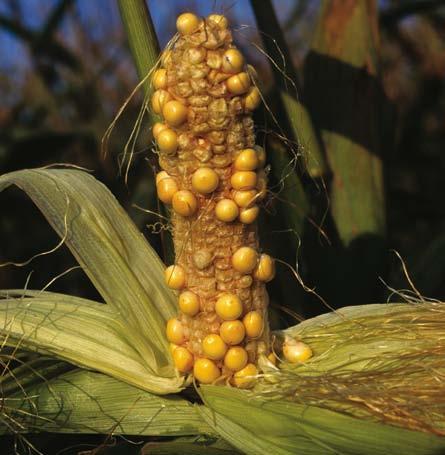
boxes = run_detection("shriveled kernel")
[179,290,200,316]
[233,363,258,388]
[233,190,257,208]
[283,338,313,364]
[162,100,188,127]
[239,205,259,224]
[166,318,185,344]
[152,68,167,90]
[243,310,263,338]
[164,265,186,290]
[157,177,178,204]
[153,122,168,140]
[215,199,239,222]
[244,86,261,110]
[192,167,219,194]
[176,12,200,35]
[207,14,228,29]
[220,320,245,345]
[255,145,266,168]
[157,129,178,154]
[226,72,251,95]
[231,171,257,190]
[254,254,275,282]
[155,170,169,185]
[202,334,227,360]
[224,346,248,371]
[193,250,213,269]
[172,190,198,217]
[267,352,277,365]
[234,149,259,171]
[222,49,244,74]
[151,89,172,114]
[215,293,243,321]
[194,358,220,384]
[161,49,172,66]
[232,246,258,273]
[173,346,194,372]
[256,170,267,200]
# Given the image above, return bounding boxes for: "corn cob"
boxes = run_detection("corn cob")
[152,12,276,386]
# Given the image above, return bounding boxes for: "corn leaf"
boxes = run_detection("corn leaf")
[200,386,445,455]
[141,438,238,455]
[2,368,211,437]
[0,290,181,394]
[0,168,181,391]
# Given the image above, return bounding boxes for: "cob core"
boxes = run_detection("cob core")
[152,12,276,386]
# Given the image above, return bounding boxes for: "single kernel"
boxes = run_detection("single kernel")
[157,129,178,154]
[254,254,275,282]
[152,68,167,90]
[231,171,257,190]
[222,49,244,74]
[166,318,185,344]
[152,122,168,140]
[207,14,228,29]
[202,334,228,360]
[244,86,261,110]
[215,293,243,321]
[233,190,257,208]
[192,167,219,194]
[239,206,259,224]
[220,320,245,345]
[172,190,198,217]
[255,145,266,168]
[233,363,258,388]
[234,149,259,171]
[173,346,194,372]
[224,346,248,371]
[164,264,186,290]
[243,311,264,338]
[157,177,178,204]
[215,199,239,222]
[151,89,172,114]
[179,290,200,316]
[176,12,201,35]
[161,49,172,66]
[256,170,267,200]
[232,246,258,273]
[156,170,169,185]
[193,358,220,384]
[226,72,251,95]
[283,339,313,364]
[267,352,277,365]
[162,100,188,127]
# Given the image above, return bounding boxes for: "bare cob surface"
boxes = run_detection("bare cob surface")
[151,13,278,386]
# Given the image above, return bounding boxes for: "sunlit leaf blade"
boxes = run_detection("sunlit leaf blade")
[0,291,181,394]
[0,168,178,380]
[2,369,211,437]
[200,386,445,455]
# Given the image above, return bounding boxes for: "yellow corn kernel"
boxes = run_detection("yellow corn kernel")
[172,190,198,217]
[234,148,259,171]
[157,177,178,204]
[222,48,244,74]
[178,290,200,316]
[244,86,261,111]
[267,352,277,365]
[166,318,185,344]
[239,206,259,224]
[233,363,258,388]
[176,12,200,35]
[243,310,263,338]
[219,320,245,345]
[162,100,188,127]
[231,171,257,191]
[202,334,228,360]
[173,346,194,373]
[152,68,167,90]
[156,170,169,185]
[215,199,239,222]
[232,246,258,273]
[255,145,266,168]
[226,72,251,95]
[191,167,219,194]
[152,122,168,140]
[151,89,172,114]
[224,346,248,371]
[164,264,186,290]
[193,358,220,384]
[157,128,178,154]
[169,342,179,356]
[207,14,228,29]
[215,293,243,321]
[283,338,313,364]
[254,254,275,282]
[233,190,257,208]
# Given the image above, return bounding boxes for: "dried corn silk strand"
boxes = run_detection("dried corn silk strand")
[153,13,275,387]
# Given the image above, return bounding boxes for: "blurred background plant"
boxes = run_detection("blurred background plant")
[1,0,445,451]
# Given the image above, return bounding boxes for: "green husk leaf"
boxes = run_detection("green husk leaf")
[0,291,180,394]
[0,168,182,392]
[141,437,238,455]
[200,386,445,455]
[2,368,211,436]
